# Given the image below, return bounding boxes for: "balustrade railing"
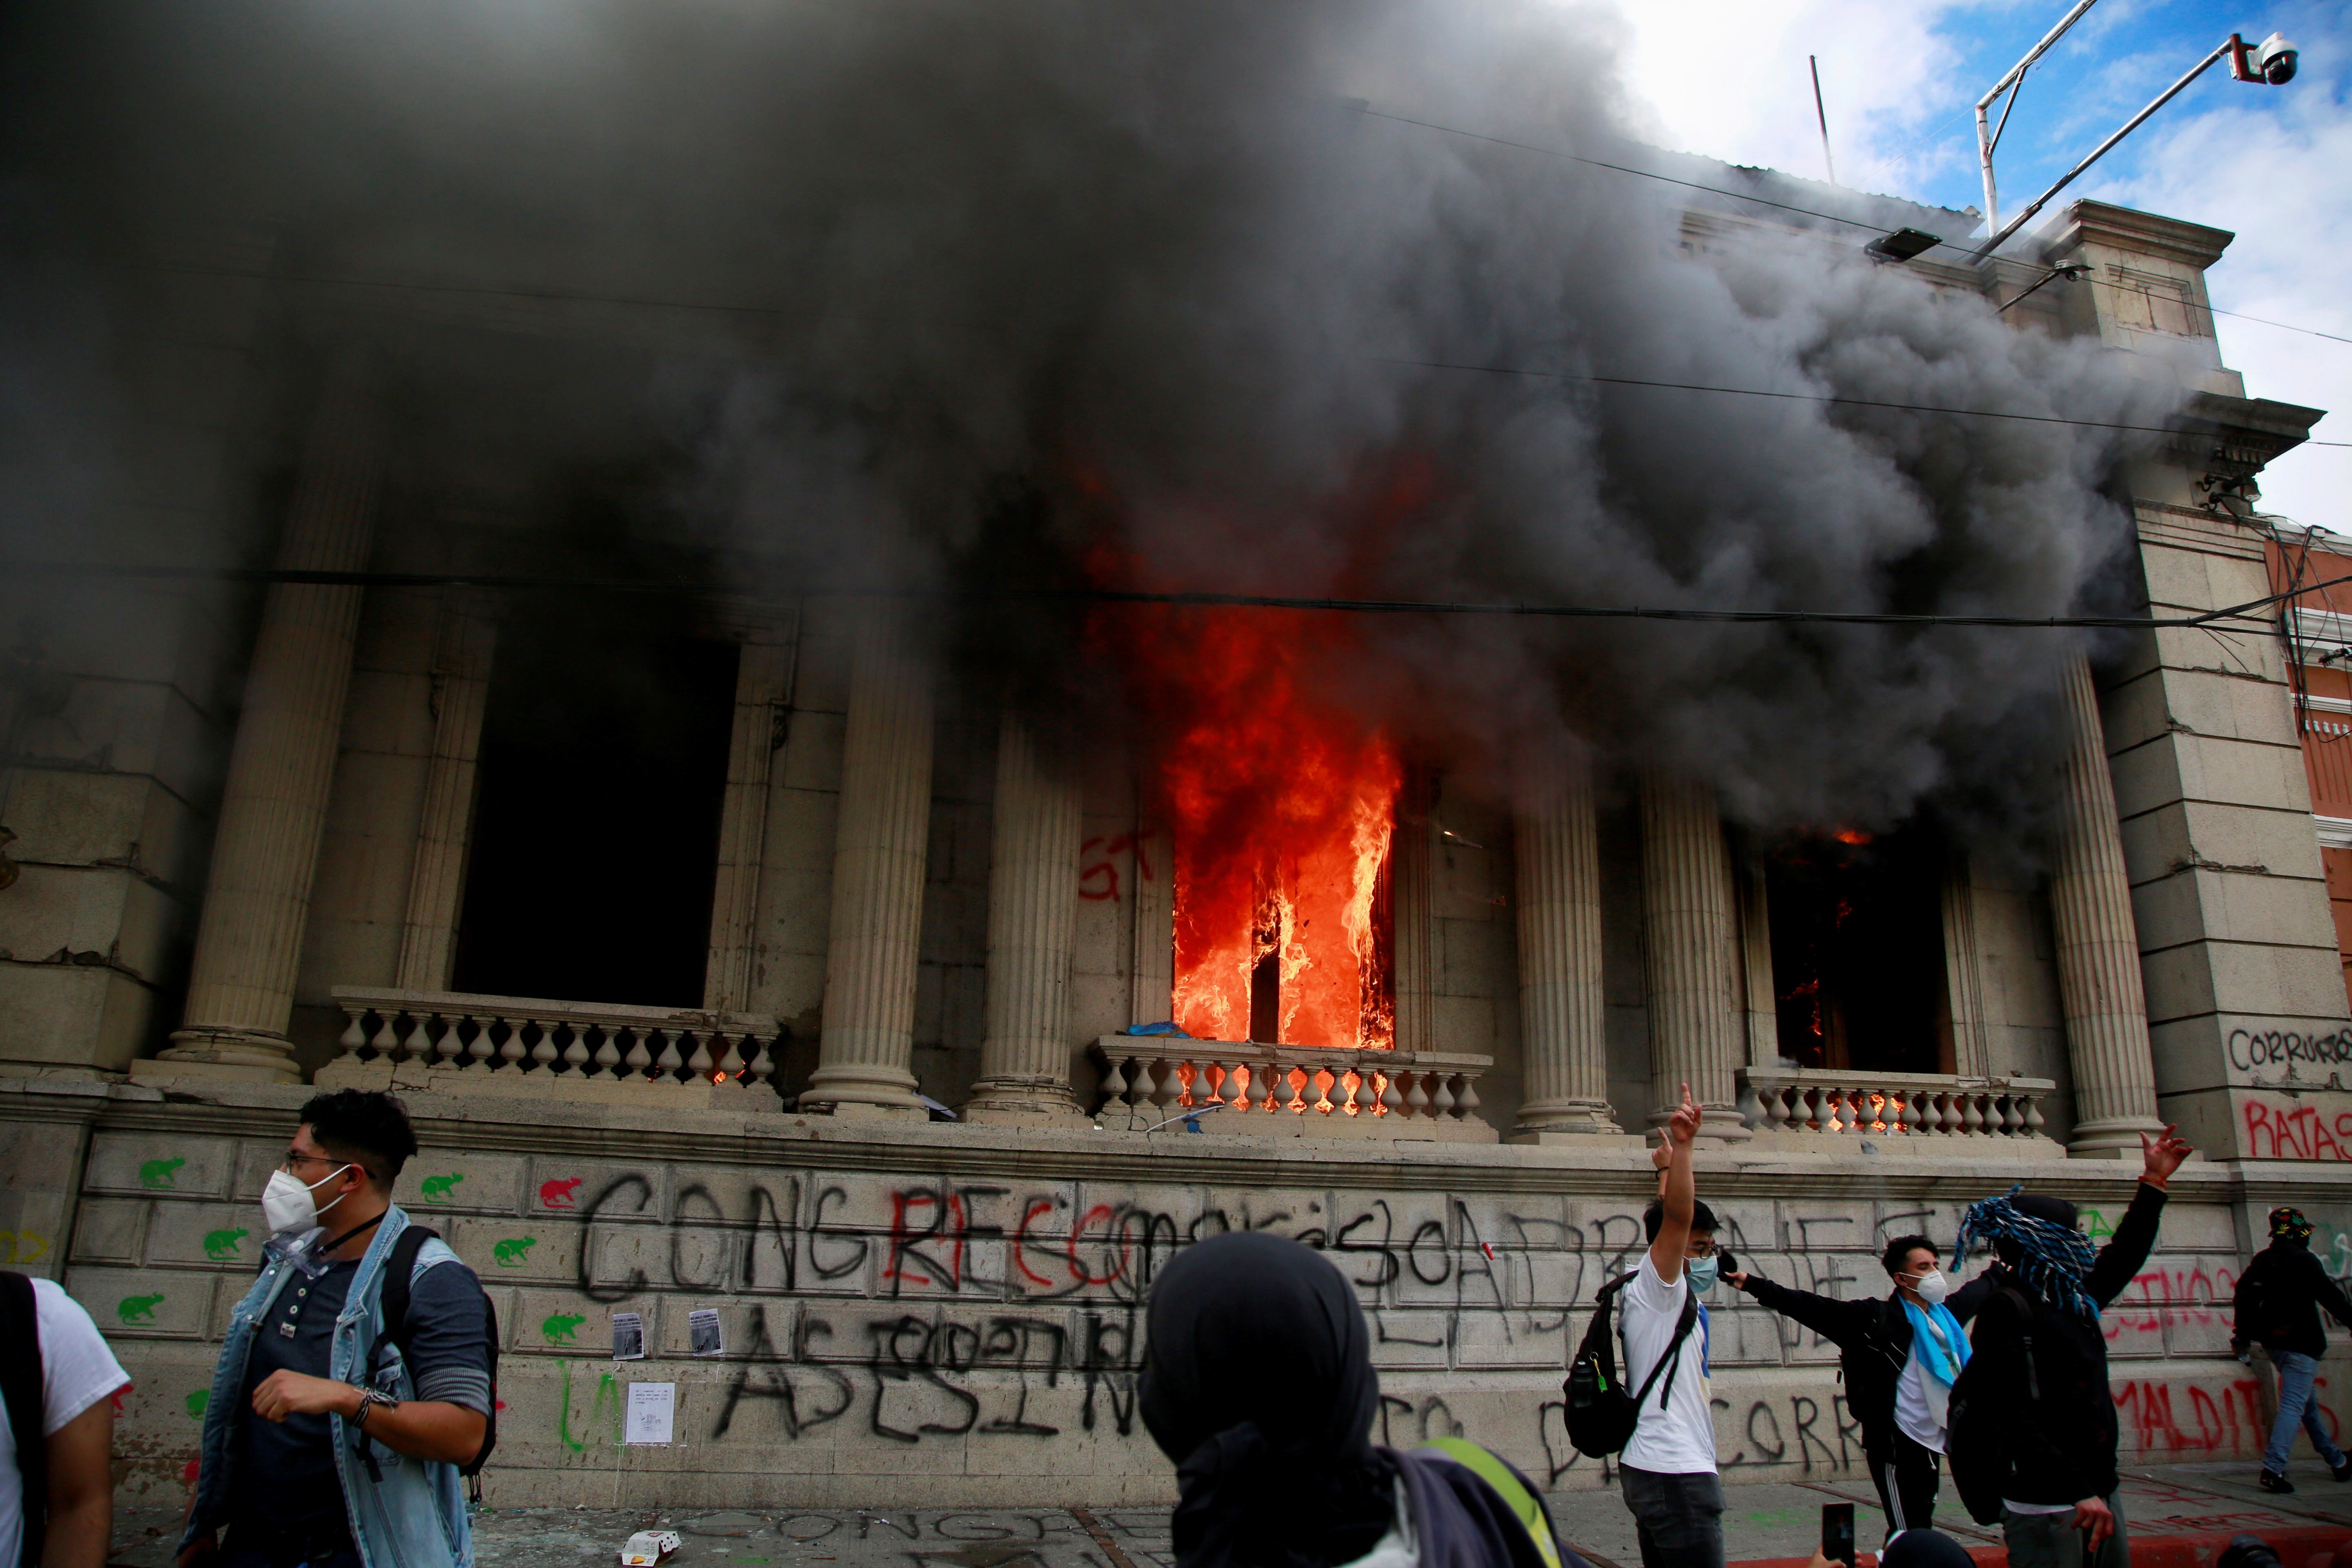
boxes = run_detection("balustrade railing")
[327,987,783,1105]
[1091,1038,1493,1138]
[1737,1067,2055,1145]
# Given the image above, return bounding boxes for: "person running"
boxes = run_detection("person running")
[2231,1206,2352,1493]
[1140,1229,1583,1568]
[1947,1125,2194,1568]
[1725,1234,1968,1541]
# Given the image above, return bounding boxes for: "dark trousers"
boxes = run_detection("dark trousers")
[1869,1431,1942,1541]
[1618,1464,1725,1568]
[223,1517,360,1568]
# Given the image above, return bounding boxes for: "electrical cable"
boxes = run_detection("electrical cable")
[1365,355,2351,447]
[4,558,2343,633]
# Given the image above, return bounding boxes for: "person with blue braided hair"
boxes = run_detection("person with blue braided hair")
[1942,1124,2194,1568]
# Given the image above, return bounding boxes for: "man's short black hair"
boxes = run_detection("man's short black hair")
[1644,1197,1719,1242]
[298,1090,418,1183]
[1882,1234,1938,1276]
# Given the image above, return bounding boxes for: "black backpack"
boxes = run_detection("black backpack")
[1563,1270,1699,1458]
[1945,1283,2036,1526]
[2234,1252,2294,1345]
[376,1226,499,1497]
[0,1272,47,1568]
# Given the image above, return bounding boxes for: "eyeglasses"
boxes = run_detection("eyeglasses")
[1684,1241,1717,1260]
[278,1153,365,1179]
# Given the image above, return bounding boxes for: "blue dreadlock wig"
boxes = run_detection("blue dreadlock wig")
[1955,1185,2101,1322]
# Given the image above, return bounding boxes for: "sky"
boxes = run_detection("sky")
[1610,0,2350,533]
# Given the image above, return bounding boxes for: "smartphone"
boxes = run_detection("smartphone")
[1821,1503,1855,1568]
[1718,1248,1738,1278]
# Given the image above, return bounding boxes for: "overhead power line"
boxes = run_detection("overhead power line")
[3,559,2340,633]
[1367,356,2350,447]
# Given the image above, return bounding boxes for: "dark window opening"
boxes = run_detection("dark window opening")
[452,599,738,1008]
[1766,827,1951,1075]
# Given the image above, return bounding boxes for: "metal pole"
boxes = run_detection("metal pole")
[1974,0,2100,236]
[1809,56,1835,185]
[1971,38,2233,259]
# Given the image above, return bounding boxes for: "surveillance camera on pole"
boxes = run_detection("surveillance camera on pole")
[1971,2,2296,261]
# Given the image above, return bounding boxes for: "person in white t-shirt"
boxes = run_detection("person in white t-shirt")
[0,1274,131,1568]
[1616,1084,1724,1568]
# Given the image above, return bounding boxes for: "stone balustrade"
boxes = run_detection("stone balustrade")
[1736,1067,2059,1152]
[1091,1037,1495,1141]
[324,987,784,1109]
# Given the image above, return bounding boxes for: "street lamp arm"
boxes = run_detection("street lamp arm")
[1971,36,2235,260]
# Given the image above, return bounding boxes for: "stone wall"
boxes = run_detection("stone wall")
[15,1078,2351,1510]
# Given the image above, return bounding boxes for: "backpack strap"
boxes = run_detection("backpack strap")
[1627,1285,1701,1414]
[1423,1437,1563,1568]
[378,1224,436,1353]
[0,1272,45,1568]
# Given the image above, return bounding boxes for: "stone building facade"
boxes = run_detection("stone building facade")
[3,186,2350,1507]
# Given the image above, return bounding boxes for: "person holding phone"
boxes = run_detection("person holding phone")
[1724,1234,1970,1542]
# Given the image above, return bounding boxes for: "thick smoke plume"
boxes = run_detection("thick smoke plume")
[2,1,2194,843]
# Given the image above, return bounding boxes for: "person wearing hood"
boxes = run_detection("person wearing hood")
[179,1091,490,1568]
[1945,1125,2194,1568]
[2231,1206,2352,1493]
[1724,1234,1970,1542]
[1141,1229,1581,1568]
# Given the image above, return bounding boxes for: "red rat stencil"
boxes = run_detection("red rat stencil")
[538,1176,585,1207]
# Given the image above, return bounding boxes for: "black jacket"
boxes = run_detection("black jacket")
[1954,1180,2167,1506]
[2233,1238,2352,1358]
[1736,1274,1979,1455]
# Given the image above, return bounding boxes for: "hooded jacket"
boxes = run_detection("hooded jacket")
[1948,1180,2166,1507]
[2233,1237,2352,1359]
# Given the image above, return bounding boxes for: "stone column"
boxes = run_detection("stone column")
[702,633,796,1013]
[2050,650,2165,1156]
[1639,769,1751,1141]
[802,615,933,1118]
[964,714,1088,1124]
[1513,755,1621,1136]
[153,356,384,1083]
[394,592,496,992]
[1388,770,1438,1054]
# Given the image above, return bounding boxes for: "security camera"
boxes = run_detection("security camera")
[2257,32,2297,85]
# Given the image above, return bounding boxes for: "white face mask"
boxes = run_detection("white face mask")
[1909,1270,1951,1307]
[262,1163,355,1236]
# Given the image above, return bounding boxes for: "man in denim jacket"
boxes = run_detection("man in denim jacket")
[179,1092,490,1568]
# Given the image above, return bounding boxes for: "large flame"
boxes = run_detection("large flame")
[1101,600,1400,1050]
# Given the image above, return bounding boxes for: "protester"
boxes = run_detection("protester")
[1615,1084,1720,1568]
[1726,1233,1968,1540]
[1,1269,130,1568]
[178,1091,492,1568]
[2230,1206,2352,1492]
[1141,1229,1581,1568]
[1946,1125,2194,1568]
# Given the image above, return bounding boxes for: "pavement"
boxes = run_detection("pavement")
[106,1461,2352,1568]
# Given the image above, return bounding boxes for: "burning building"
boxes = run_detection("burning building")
[0,1,2342,1508]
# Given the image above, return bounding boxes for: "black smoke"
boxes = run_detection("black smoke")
[0,1,2196,841]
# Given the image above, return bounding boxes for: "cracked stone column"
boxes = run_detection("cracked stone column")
[802,613,934,1118]
[153,356,383,1084]
[964,713,1088,1124]
[2051,650,2166,1157]
[1639,769,1751,1141]
[1513,754,1621,1137]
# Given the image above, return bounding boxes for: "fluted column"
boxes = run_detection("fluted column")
[1639,770,1750,1141]
[802,615,934,1118]
[2051,651,2165,1156]
[1513,755,1620,1135]
[394,592,496,992]
[964,714,1088,1124]
[156,356,383,1082]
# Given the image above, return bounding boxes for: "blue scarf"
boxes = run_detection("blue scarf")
[1901,1299,1969,1388]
